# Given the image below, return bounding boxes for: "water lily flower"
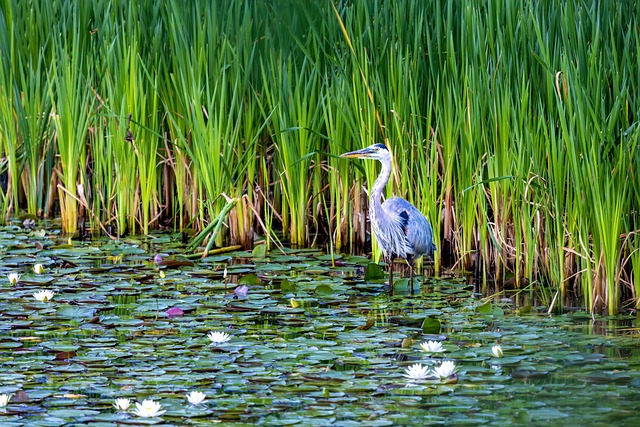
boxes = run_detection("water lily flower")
[403,363,431,381]
[234,285,249,297]
[8,273,20,285]
[166,307,184,318]
[491,345,503,358]
[207,331,231,344]
[113,398,131,411]
[33,263,45,274]
[133,399,165,418]
[0,394,10,407]
[419,340,445,353]
[186,391,206,405]
[223,267,228,279]
[33,290,55,302]
[433,360,457,379]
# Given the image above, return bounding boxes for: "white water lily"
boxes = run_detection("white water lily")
[0,394,10,407]
[419,340,445,353]
[113,398,131,411]
[433,360,457,379]
[8,273,20,285]
[33,290,55,302]
[133,399,165,418]
[33,263,45,274]
[207,331,231,344]
[491,345,504,358]
[403,363,431,381]
[186,391,206,405]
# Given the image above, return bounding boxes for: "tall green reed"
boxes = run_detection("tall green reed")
[261,54,323,246]
[166,0,261,247]
[0,0,637,314]
[48,8,94,234]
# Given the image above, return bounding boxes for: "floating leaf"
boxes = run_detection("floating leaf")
[314,284,334,295]
[280,278,297,293]
[421,317,441,334]
[56,306,97,319]
[238,274,262,286]
[252,243,267,258]
[364,263,385,280]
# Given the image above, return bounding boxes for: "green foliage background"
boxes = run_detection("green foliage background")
[0,0,638,314]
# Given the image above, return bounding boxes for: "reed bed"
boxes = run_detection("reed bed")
[0,0,638,314]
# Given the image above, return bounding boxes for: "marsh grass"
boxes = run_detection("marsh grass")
[0,0,638,314]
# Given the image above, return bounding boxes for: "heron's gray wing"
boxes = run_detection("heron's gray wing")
[382,197,436,259]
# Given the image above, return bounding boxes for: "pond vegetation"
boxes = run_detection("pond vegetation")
[1,1,639,314]
[1,225,640,425]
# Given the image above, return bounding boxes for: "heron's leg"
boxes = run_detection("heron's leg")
[409,265,415,296]
[388,260,394,296]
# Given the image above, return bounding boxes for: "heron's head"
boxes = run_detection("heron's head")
[340,143,390,161]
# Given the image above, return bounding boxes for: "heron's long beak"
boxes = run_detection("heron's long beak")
[340,147,375,158]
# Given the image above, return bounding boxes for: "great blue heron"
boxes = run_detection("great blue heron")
[341,143,436,295]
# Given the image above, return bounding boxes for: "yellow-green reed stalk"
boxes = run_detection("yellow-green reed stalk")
[231,89,268,248]
[134,73,161,236]
[161,104,189,231]
[136,3,165,235]
[15,51,52,217]
[632,234,640,309]
[555,0,635,314]
[430,83,461,268]
[166,1,254,247]
[511,79,545,292]
[0,9,19,217]
[49,27,93,234]
[156,26,188,231]
[530,10,569,312]
[453,77,480,273]
[541,118,571,313]
[222,2,262,248]
[415,95,441,273]
[261,55,323,246]
[102,34,142,236]
[568,79,628,316]
[632,130,640,309]
[321,73,357,252]
[89,116,114,234]
[485,91,516,284]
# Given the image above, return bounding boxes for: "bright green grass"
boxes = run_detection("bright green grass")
[0,0,638,314]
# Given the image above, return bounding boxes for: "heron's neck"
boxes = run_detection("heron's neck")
[370,157,391,215]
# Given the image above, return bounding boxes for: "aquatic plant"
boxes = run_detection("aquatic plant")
[207,331,231,344]
[7,273,20,285]
[0,0,637,313]
[132,399,165,418]
[420,340,446,354]
[186,391,206,406]
[32,290,55,302]
[113,398,131,411]
[433,360,457,379]
[403,363,431,381]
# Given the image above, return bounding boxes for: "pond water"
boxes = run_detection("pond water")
[1,227,639,426]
